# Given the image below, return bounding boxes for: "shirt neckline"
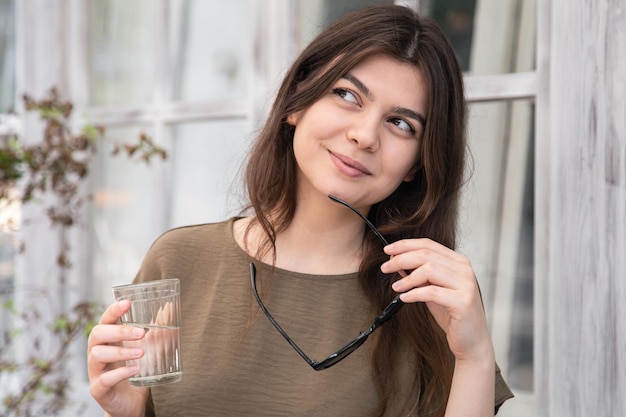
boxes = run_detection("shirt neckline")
[226,217,360,281]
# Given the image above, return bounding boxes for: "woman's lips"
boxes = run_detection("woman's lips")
[329,151,372,177]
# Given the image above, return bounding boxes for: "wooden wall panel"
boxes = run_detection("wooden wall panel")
[536,0,626,415]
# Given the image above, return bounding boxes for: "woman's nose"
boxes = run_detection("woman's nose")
[346,112,380,151]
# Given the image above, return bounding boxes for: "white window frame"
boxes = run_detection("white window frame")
[11,1,555,415]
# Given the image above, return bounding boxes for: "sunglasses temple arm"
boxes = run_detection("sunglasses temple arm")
[328,195,409,279]
[328,195,389,245]
[249,263,319,368]
[373,294,405,328]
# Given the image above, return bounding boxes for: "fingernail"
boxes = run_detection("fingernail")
[392,281,401,291]
[132,327,144,337]
[128,365,139,375]
[380,261,389,272]
[131,348,143,357]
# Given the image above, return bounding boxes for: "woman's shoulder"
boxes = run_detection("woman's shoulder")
[161,217,235,238]
[152,218,239,248]
[140,218,243,265]
[134,217,246,284]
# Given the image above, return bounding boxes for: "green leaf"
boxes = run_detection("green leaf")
[8,328,23,339]
[0,360,18,372]
[39,107,63,120]
[52,316,69,332]
[31,357,50,371]
[83,321,96,339]
[2,299,17,315]
[40,383,54,395]
[81,125,99,141]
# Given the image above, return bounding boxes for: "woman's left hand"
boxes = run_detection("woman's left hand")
[381,238,493,362]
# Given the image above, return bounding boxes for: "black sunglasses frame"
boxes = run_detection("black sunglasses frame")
[249,194,406,371]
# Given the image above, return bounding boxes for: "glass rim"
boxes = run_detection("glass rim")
[112,278,180,291]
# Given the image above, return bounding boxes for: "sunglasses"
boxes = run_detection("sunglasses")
[249,194,406,371]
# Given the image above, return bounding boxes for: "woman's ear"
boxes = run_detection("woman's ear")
[286,112,300,126]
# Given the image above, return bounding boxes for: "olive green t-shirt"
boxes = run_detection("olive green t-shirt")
[134,219,513,416]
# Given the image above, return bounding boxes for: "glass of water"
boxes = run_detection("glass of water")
[112,278,183,387]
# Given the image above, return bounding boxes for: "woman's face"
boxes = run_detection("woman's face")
[289,53,428,212]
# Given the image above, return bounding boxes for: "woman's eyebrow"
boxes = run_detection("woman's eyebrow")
[393,107,426,129]
[341,73,426,129]
[342,73,372,99]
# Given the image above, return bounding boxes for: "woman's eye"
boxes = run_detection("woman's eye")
[389,118,416,134]
[333,88,359,105]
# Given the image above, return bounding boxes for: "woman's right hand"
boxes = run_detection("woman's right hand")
[88,300,149,417]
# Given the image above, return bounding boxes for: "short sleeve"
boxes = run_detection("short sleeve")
[494,362,514,413]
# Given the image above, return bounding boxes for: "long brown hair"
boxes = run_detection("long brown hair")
[244,5,466,416]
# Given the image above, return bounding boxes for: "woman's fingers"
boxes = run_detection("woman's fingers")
[101,300,131,323]
[90,344,144,365]
[397,279,478,315]
[88,300,145,349]
[87,300,151,415]
[381,238,492,361]
[87,301,146,381]
[89,323,145,351]
[384,238,465,262]
[382,239,475,295]
[89,364,138,397]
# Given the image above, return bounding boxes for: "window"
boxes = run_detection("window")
[8,1,537,415]
[85,1,255,297]
[463,100,535,416]
[438,0,536,414]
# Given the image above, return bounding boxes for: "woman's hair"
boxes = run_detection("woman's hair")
[245,5,466,416]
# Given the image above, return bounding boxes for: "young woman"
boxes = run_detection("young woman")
[88,5,513,416]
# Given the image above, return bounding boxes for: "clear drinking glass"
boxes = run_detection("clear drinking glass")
[112,278,183,387]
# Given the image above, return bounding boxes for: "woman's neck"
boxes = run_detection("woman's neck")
[275,207,365,274]
[234,196,368,275]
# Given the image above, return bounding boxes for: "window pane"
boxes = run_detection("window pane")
[293,1,536,75]
[88,121,250,302]
[0,0,15,110]
[171,0,252,101]
[420,0,536,74]
[169,120,249,227]
[88,0,159,106]
[422,0,477,72]
[459,100,534,401]
[89,126,165,300]
[508,141,533,393]
[295,0,394,50]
